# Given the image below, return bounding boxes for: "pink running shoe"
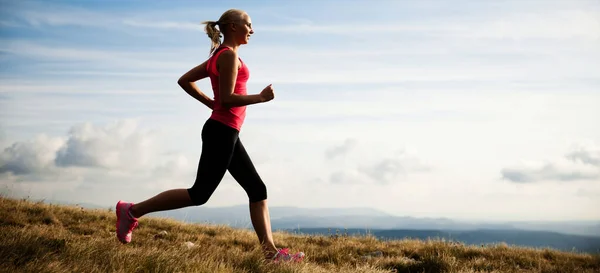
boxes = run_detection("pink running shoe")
[116,201,138,244]
[272,248,305,262]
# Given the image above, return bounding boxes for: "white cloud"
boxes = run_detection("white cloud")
[325,138,357,160]
[323,139,431,185]
[0,40,120,61]
[501,160,599,183]
[566,142,600,167]
[18,9,111,28]
[42,9,594,41]
[501,142,600,183]
[468,10,600,40]
[0,134,64,175]
[256,10,600,40]
[0,40,190,72]
[0,83,169,95]
[54,119,155,170]
[122,19,199,30]
[0,119,202,206]
[151,154,196,182]
[358,150,431,184]
[7,1,598,41]
[0,119,193,178]
[329,169,370,185]
[3,1,224,30]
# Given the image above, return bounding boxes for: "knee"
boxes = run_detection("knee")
[249,183,267,203]
[186,187,210,206]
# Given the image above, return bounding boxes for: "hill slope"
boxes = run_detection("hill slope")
[1,196,599,273]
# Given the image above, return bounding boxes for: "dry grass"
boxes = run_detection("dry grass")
[1,196,599,273]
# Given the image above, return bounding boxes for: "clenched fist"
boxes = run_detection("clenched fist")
[260,84,275,102]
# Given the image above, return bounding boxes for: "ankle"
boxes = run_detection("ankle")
[263,246,278,258]
[129,205,140,219]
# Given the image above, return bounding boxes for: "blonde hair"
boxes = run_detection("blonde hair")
[201,9,247,55]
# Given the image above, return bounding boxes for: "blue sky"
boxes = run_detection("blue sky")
[1,0,599,221]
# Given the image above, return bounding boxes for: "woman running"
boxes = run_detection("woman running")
[115,8,304,262]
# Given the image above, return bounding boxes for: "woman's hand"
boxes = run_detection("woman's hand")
[260,84,275,102]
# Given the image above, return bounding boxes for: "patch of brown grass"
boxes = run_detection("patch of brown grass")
[1,196,599,273]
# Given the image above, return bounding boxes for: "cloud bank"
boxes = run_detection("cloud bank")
[501,142,600,183]
[0,119,191,180]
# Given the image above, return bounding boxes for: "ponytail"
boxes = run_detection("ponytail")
[201,20,222,55]
[201,9,247,55]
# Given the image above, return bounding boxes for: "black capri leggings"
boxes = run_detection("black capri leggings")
[187,118,267,205]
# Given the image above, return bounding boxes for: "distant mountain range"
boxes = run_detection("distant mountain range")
[42,199,600,253]
[146,204,600,236]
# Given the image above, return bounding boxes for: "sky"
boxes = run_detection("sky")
[0,0,599,222]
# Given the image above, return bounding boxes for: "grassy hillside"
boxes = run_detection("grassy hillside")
[1,196,599,273]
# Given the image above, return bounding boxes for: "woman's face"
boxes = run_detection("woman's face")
[234,14,254,45]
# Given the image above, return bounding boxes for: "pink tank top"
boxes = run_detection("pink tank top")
[206,46,249,131]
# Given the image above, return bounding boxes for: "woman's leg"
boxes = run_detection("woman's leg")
[129,189,194,218]
[126,118,238,215]
[249,199,278,257]
[227,138,278,257]
[130,120,237,217]
[116,119,238,244]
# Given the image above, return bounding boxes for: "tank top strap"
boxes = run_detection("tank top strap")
[206,46,231,75]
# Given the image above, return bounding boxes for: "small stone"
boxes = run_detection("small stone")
[360,250,383,260]
[183,241,195,249]
[360,255,372,261]
[154,230,168,239]
[371,250,383,257]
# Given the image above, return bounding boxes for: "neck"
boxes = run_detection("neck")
[221,37,240,53]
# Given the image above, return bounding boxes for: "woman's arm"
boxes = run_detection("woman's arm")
[177,61,214,110]
[217,50,273,108]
